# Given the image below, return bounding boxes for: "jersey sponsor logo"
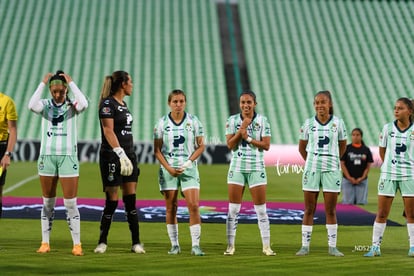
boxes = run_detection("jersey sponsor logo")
[52,115,64,126]
[318,136,330,148]
[395,143,407,154]
[173,135,185,147]
[121,130,132,136]
[126,113,133,125]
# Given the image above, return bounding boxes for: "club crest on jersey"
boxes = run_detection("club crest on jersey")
[185,123,193,132]
[253,122,261,131]
[331,123,337,132]
[378,180,384,191]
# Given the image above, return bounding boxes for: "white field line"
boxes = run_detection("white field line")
[3,175,38,194]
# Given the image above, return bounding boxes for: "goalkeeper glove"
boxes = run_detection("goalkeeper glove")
[113,147,133,176]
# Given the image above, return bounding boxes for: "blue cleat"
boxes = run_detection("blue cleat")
[191,245,205,256]
[364,245,381,257]
[168,245,181,255]
[295,246,309,256]
[408,247,414,257]
[328,246,344,257]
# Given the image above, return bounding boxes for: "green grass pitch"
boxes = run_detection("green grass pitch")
[0,162,412,275]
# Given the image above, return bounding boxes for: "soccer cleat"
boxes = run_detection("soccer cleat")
[263,246,276,256]
[36,242,50,253]
[328,246,344,257]
[364,245,381,257]
[191,245,205,256]
[72,243,84,256]
[131,243,145,254]
[168,245,181,255]
[408,247,414,257]
[94,243,107,254]
[224,245,235,256]
[295,246,309,256]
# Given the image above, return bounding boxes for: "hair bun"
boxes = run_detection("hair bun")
[56,70,64,75]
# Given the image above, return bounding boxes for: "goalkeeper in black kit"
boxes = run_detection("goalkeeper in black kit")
[94,70,145,254]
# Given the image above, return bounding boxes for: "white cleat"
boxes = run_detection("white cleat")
[263,246,276,256]
[94,243,107,254]
[224,245,235,256]
[131,243,146,254]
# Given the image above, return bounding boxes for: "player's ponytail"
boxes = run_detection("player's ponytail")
[99,71,129,106]
[49,70,67,87]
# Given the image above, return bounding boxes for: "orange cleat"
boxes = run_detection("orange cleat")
[36,242,50,253]
[72,243,84,256]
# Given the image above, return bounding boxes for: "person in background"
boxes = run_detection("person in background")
[364,97,414,257]
[0,91,17,218]
[341,128,373,205]
[153,89,205,256]
[296,90,347,257]
[224,90,275,256]
[28,70,88,256]
[94,70,145,254]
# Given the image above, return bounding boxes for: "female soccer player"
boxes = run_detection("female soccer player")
[296,90,347,257]
[153,89,205,256]
[28,71,88,256]
[224,90,275,256]
[364,97,414,257]
[94,70,145,254]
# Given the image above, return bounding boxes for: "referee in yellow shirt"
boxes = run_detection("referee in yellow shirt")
[0,92,18,218]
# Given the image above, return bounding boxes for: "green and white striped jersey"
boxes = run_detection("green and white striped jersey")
[226,113,271,172]
[153,112,204,168]
[38,99,79,155]
[299,115,347,172]
[379,121,414,180]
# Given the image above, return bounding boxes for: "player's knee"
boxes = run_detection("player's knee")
[228,203,241,217]
[64,198,77,210]
[43,197,56,211]
[254,204,267,217]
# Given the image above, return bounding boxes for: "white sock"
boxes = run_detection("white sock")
[301,225,313,247]
[254,204,271,247]
[226,203,241,246]
[326,224,338,247]
[190,224,201,247]
[64,198,81,245]
[372,222,386,247]
[407,223,414,247]
[40,197,56,243]
[167,224,179,246]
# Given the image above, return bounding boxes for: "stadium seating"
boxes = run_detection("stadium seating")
[238,0,414,145]
[0,0,228,143]
[1,0,413,146]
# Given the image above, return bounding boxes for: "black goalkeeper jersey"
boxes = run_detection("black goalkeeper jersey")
[99,96,134,153]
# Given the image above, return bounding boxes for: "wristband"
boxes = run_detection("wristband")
[246,136,253,143]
